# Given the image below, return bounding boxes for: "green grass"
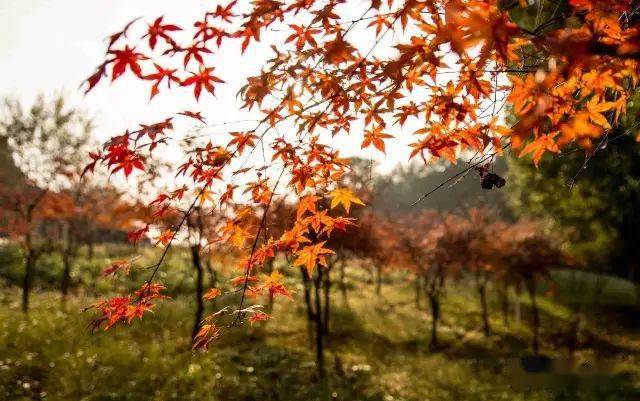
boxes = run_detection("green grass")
[2,267,640,401]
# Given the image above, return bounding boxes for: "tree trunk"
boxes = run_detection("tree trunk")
[323,267,331,336]
[87,231,95,260]
[478,282,491,337]
[22,250,36,313]
[61,254,72,301]
[314,267,325,379]
[415,276,422,309]
[339,259,348,305]
[500,283,510,326]
[526,277,540,355]
[428,293,440,350]
[375,264,382,295]
[514,286,521,325]
[301,267,315,349]
[191,245,205,342]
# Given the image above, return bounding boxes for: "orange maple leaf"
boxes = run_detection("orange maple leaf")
[293,242,335,275]
[329,188,365,213]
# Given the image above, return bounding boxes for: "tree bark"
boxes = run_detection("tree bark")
[314,267,325,378]
[339,259,348,305]
[61,223,76,303]
[190,245,205,342]
[301,267,315,349]
[500,283,510,327]
[428,293,440,350]
[61,254,71,300]
[322,267,331,336]
[478,282,491,337]
[22,250,36,313]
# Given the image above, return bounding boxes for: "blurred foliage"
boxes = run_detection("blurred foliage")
[507,135,640,279]
[1,273,639,401]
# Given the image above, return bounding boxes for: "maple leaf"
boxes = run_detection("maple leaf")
[128,225,149,244]
[285,25,319,50]
[297,195,320,219]
[293,242,335,275]
[233,24,261,53]
[143,16,181,50]
[585,97,615,129]
[109,45,147,80]
[228,131,258,154]
[83,63,108,94]
[179,43,213,67]
[193,323,221,350]
[195,187,214,206]
[209,0,237,22]
[105,17,141,51]
[520,132,560,166]
[329,188,365,213]
[155,229,175,246]
[230,275,259,287]
[262,270,292,298]
[103,259,132,277]
[203,288,222,300]
[368,15,392,36]
[143,63,180,99]
[324,33,357,65]
[111,152,146,177]
[249,311,270,325]
[178,110,206,123]
[362,126,393,153]
[181,67,225,100]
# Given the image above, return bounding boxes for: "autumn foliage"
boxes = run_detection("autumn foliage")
[80,0,639,344]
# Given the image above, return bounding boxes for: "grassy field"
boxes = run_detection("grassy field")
[2,262,640,401]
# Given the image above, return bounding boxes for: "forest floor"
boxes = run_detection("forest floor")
[1,265,640,401]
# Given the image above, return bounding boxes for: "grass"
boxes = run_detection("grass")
[1,251,640,400]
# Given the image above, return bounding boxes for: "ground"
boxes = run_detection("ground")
[1,249,640,401]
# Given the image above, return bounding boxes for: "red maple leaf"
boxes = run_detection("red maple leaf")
[143,64,180,99]
[143,16,181,50]
[181,67,225,100]
[109,45,147,80]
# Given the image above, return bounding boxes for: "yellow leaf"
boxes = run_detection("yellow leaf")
[328,188,365,213]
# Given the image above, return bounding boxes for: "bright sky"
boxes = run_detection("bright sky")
[0,0,419,176]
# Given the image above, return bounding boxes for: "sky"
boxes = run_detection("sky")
[0,0,418,175]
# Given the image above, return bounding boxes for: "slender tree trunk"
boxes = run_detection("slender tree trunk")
[61,223,75,303]
[526,277,540,355]
[314,267,325,379]
[514,286,521,325]
[500,283,510,326]
[339,259,348,305]
[301,267,315,349]
[478,282,491,337]
[61,254,72,300]
[567,312,581,356]
[22,250,36,313]
[191,245,205,342]
[323,267,331,336]
[428,293,440,350]
[375,264,382,295]
[415,276,422,309]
